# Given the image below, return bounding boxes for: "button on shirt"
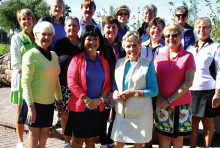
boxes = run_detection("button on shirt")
[154,46,196,106]
[85,53,105,111]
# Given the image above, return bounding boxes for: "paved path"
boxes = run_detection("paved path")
[0,87,220,148]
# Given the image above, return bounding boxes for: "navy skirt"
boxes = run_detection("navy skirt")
[64,111,103,138]
[191,89,220,117]
[25,102,54,127]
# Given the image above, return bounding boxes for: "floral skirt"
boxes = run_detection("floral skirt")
[155,103,192,137]
[54,86,71,112]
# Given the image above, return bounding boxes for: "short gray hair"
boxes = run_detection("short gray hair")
[33,21,55,38]
[143,4,157,16]
[122,31,142,48]
[65,16,79,26]
[195,17,212,29]
[175,6,188,16]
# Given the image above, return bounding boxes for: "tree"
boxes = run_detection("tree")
[64,4,72,17]
[0,0,49,33]
[204,0,220,43]
[130,7,141,30]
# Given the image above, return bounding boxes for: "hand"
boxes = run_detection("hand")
[27,104,36,125]
[117,90,134,100]
[157,95,170,109]
[212,95,220,108]
[57,105,63,118]
[86,98,101,110]
[113,90,121,101]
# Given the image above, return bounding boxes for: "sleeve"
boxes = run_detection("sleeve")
[144,62,159,97]
[103,59,111,94]
[54,77,62,101]
[10,34,21,71]
[21,52,35,105]
[215,44,220,89]
[67,56,86,100]
[186,53,196,71]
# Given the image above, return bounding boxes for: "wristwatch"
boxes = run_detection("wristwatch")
[100,96,105,103]
[167,98,172,104]
[134,90,139,97]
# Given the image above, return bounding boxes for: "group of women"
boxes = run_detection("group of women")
[9,0,220,148]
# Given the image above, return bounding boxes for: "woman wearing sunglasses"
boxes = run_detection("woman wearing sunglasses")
[174,6,195,49]
[154,23,195,148]
[114,5,130,41]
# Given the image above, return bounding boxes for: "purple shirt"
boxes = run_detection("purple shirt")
[51,24,66,49]
[85,53,105,111]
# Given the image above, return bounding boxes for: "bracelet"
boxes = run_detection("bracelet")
[100,96,105,103]
[85,99,91,106]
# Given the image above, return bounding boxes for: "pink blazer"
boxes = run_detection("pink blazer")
[67,52,111,112]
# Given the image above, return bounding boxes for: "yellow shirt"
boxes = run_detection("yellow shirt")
[21,48,62,105]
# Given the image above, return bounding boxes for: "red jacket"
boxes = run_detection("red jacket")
[67,52,111,112]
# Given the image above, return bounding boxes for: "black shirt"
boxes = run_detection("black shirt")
[53,37,80,86]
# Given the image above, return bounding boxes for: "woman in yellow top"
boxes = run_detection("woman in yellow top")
[21,21,63,148]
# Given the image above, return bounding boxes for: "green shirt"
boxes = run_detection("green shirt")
[21,48,62,105]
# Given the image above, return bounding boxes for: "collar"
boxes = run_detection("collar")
[35,45,52,61]
[85,52,100,61]
[118,25,128,31]
[165,45,185,57]
[79,17,98,26]
[142,38,164,48]
[104,36,119,46]
[192,38,213,48]
[185,23,194,31]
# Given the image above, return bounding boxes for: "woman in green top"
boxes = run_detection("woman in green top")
[10,8,35,148]
[21,21,63,148]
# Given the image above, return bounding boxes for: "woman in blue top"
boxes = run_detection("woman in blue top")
[39,0,66,49]
[114,5,130,41]
[111,31,158,147]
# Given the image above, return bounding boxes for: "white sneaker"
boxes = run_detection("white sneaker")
[64,142,71,148]
[17,142,26,148]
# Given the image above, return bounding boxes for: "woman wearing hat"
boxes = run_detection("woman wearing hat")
[114,5,130,41]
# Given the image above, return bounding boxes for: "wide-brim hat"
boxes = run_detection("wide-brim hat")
[114,5,131,16]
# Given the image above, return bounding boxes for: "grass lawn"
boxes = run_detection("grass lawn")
[0,44,10,55]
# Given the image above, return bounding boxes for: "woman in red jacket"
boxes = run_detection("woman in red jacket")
[64,26,111,148]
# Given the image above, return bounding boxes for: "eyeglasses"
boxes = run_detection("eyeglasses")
[175,14,187,18]
[117,13,128,16]
[164,33,179,39]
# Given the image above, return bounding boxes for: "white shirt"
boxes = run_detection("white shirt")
[187,39,220,90]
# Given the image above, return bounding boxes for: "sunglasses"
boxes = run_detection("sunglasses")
[164,33,179,39]
[175,14,187,18]
[117,13,128,16]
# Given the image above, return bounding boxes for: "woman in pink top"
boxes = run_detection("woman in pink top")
[154,23,195,148]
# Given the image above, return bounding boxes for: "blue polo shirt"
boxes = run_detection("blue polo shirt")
[85,53,105,111]
[117,25,129,41]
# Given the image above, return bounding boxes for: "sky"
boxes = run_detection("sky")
[48,0,219,29]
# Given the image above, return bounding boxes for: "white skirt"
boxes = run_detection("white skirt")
[111,113,153,143]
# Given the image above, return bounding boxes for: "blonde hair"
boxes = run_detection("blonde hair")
[33,21,55,38]
[163,22,183,36]
[17,8,36,25]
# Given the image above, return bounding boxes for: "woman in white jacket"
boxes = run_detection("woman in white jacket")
[10,8,35,148]
[111,31,158,148]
